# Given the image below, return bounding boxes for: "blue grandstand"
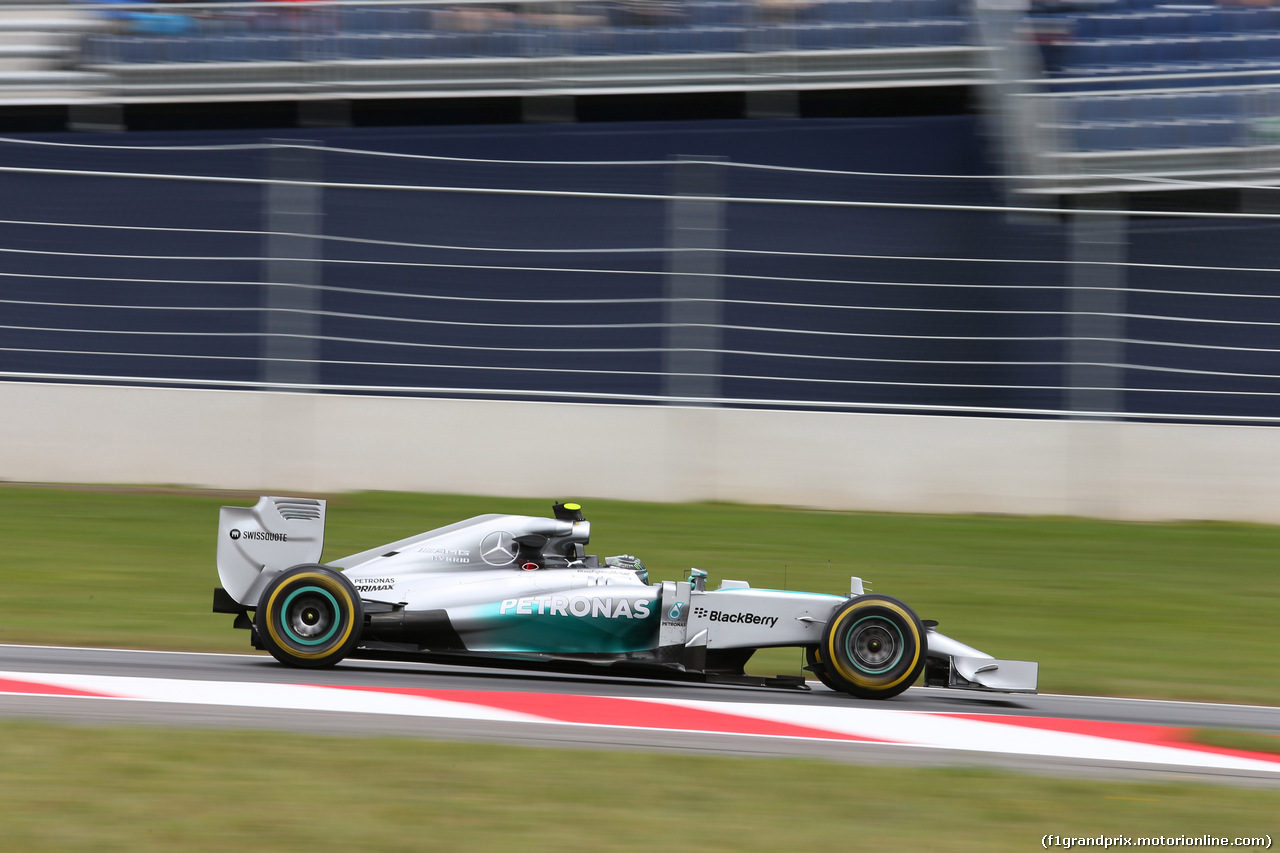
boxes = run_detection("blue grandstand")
[1,1,1277,189]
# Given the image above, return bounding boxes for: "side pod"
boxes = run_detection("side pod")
[216,496,327,606]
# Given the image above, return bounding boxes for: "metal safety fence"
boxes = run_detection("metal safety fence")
[2,131,1280,423]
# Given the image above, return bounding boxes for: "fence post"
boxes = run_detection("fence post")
[1066,197,1127,418]
[263,141,322,390]
[665,155,726,404]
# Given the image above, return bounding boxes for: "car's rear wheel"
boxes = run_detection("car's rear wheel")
[255,565,363,668]
[821,594,926,700]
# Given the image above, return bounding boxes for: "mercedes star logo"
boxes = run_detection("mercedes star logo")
[480,531,518,566]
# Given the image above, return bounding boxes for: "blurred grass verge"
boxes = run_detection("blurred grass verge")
[0,720,1276,853]
[1188,729,1280,756]
[0,484,1277,705]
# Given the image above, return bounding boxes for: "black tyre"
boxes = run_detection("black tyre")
[820,594,927,700]
[255,565,364,668]
[804,645,841,692]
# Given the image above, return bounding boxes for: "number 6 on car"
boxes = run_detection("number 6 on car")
[213,497,1038,698]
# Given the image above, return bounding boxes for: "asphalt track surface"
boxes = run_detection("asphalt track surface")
[3,644,1279,788]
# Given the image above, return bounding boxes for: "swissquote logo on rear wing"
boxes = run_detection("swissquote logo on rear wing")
[228,529,289,542]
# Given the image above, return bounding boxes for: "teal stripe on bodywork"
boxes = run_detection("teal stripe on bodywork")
[455,599,660,654]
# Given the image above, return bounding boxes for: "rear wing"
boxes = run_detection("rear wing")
[216,496,326,606]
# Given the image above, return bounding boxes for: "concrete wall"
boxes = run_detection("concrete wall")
[6,380,1280,523]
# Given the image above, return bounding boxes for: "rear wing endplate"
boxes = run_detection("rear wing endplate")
[216,496,326,606]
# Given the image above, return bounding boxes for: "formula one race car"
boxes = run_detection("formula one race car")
[212,497,1038,700]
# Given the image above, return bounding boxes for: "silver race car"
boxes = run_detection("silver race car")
[212,497,1038,699]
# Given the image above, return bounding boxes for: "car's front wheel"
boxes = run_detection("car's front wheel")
[255,565,363,668]
[820,594,927,700]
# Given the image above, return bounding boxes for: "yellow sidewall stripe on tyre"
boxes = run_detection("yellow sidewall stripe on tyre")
[826,600,921,691]
[264,572,356,661]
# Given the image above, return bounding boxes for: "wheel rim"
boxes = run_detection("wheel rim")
[280,585,341,646]
[844,615,904,675]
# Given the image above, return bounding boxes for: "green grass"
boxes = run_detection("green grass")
[1,485,1278,704]
[0,720,1276,853]
[1,485,1277,845]
[1189,729,1280,756]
